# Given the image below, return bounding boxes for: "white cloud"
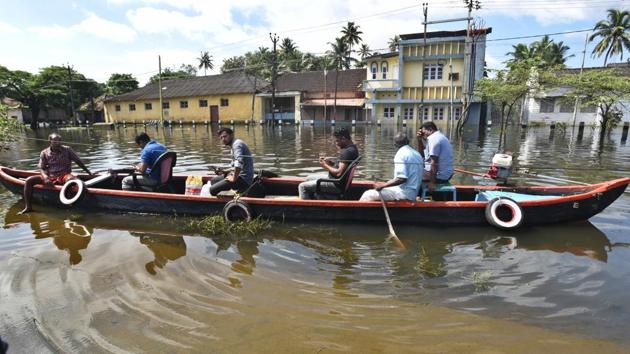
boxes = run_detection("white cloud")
[28,13,137,43]
[0,21,21,34]
[476,0,596,26]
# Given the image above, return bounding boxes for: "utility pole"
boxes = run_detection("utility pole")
[324,68,328,121]
[462,0,481,126]
[419,2,428,124]
[270,33,279,125]
[158,55,164,126]
[571,32,589,132]
[449,59,455,139]
[66,64,76,125]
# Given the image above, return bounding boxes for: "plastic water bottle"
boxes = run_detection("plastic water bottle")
[200,180,212,196]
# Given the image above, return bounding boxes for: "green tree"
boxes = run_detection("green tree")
[0,65,100,129]
[148,67,195,84]
[0,102,20,150]
[506,35,572,68]
[341,21,363,67]
[106,73,139,95]
[327,37,354,121]
[562,68,630,140]
[356,43,372,68]
[475,59,559,149]
[589,9,630,65]
[197,51,214,76]
[388,35,400,52]
[279,37,301,72]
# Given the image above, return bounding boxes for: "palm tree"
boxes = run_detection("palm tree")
[328,37,353,121]
[388,35,400,52]
[358,43,372,60]
[280,37,297,54]
[341,21,363,67]
[506,36,572,67]
[589,9,630,65]
[197,51,213,76]
[506,43,537,62]
[279,37,299,72]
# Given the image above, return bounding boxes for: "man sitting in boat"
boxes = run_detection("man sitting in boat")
[298,128,359,199]
[360,133,422,201]
[19,132,93,214]
[417,121,454,191]
[209,128,254,196]
[122,132,167,191]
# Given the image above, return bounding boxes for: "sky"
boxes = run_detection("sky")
[0,0,628,85]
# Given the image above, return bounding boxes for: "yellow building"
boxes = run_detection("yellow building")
[103,71,268,124]
[364,28,491,128]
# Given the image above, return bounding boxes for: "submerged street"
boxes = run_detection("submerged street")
[0,124,628,352]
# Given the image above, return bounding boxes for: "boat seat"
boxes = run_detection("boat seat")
[475,191,559,202]
[132,151,177,193]
[420,182,457,202]
[314,156,362,200]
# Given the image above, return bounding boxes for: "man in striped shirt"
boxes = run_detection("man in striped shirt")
[19,133,92,214]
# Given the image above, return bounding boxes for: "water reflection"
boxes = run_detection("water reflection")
[131,232,187,275]
[4,204,93,265]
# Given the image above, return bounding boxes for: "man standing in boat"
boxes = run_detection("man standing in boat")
[417,121,453,191]
[19,132,92,214]
[360,133,422,201]
[122,132,167,191]
[298,128,359,199]
[210,127,254,196]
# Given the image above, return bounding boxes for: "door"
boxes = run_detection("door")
[210,105,219,123]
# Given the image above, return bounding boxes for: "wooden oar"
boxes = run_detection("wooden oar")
[378,191,406,250]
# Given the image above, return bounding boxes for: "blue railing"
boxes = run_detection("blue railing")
[264,112,295,121]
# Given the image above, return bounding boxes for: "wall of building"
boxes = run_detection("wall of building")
[104,93,263,123]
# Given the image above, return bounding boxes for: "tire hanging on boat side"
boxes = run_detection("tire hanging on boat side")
[59,179,87,206]
[485,197,524,230]
[223,200,253,222]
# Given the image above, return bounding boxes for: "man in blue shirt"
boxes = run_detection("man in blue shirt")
[210,128,254,196]
[360,133,422,201]
[417,121,454,191]
[122,132,167,190]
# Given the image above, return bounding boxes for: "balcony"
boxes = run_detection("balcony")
[363,79,399,91]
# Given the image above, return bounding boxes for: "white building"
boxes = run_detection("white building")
[522,63,630,126]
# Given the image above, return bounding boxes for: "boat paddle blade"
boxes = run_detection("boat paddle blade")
[378,191,405,251]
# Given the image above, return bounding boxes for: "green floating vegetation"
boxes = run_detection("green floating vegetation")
[465,270,493,293]
[183,215,272,238]
[415,247,446,278]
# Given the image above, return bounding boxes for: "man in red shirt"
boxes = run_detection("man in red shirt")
[19,133,92,214]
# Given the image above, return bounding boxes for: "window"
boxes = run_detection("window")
[539,98,555,113]
[580,104,597,113]
[381,62,388,79]
[145,103,152,110]
[453,107,462,120]
[371,63,378,79]
[383,107,395,119]
[419,106,430,120]
[220,98,229,107]
[558,100,574,113]
[199,99,208,107]
[162,101,170,109]
[180,101,188,108]
[433,106,444,120]
[423,64,443,80]
[403,107,414,120]
[129,104,136,111]
[115,105,120,112]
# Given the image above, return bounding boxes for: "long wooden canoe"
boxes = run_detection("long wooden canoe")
[1,166,628,229]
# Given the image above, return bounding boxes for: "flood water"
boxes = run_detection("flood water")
[1,123,629,353]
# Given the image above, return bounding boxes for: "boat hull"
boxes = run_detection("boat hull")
[1,166,627,227]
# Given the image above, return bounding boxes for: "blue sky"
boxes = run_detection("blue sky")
[0,0,628,84]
